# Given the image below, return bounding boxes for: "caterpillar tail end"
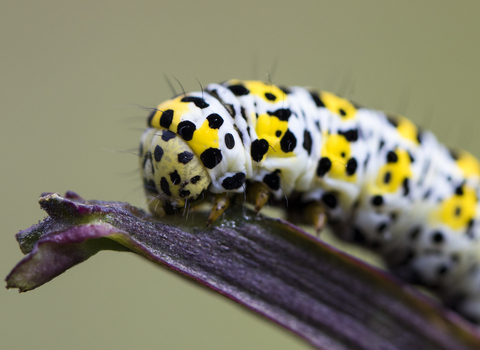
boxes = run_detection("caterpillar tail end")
[207,194,231,227]
[304,201,327,236]
[246,182,271,214]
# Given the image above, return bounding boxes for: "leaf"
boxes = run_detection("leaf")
[6,191,480,350]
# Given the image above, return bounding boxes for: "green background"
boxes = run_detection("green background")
[2,1,480,349]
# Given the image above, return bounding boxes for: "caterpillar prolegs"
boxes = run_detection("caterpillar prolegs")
[139,79,480,323]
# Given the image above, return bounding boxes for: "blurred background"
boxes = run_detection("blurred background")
[2,1,480,349]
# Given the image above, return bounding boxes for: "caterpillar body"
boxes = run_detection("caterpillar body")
[139,79,480,323]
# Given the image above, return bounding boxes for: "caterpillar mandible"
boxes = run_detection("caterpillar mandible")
[139,79,480,323]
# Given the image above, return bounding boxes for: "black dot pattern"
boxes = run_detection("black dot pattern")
[228,84,250,96]
[178,151,194,164]
[154,145,164,162]
[222,172,246,190]
[317,157,332,176]
[181,96,209,109]
[263,171,281,190]
[251,139,269,162]
[160,177,171,196]
[177,121,196,141]
[162,130,176,141]
[200,148,223,169]
[160,110,174,128]
[280,130,297,153]
[169,170,181,185]
[207,113,224,129]
[303,130,312,155]
[225,133,235,149]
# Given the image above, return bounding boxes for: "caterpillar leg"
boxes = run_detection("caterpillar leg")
[207,193,231,227]
[146,194,166,218]
[246,181,271,214]
[304,201,327,236]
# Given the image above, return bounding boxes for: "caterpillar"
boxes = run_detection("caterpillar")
[139,79,480,323]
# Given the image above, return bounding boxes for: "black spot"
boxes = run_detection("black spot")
[246,126,251,136]
[177,121,196,141]
[251,139,269,162]
[402,178,410,196]
[341,152,346,158]
[390,212,398,221]
[346,158,358,176]
[338,129,358,142]
[160,109,174,128]
[353,227,366,244]
[169,170,181,185]
[181,96,209,109]
[432,231,444,244]
[265,92,276,101]
[322,193,337,209]
[338,108,347,117]
[378,140,385,151]
[160,177,171,196]
[423,189,432,199]
[386,150,398,163]
[144,179,159,195]
[275,130,282,137]
[179,189,191,198]
[310,91,324,107]
[280,130,297,153]
[409,227,421,240]
[317,157,332,176]
[222,172,246,190]
[303,130,312,155]
[225,104,235,117]
[387,116,399,127]
[383,171,391,184]
[178,151,194,164]
[161,130,176,141]
[455,185,464,196]
[364,153,370,169]
[228,84,250,96]
[372,195,384,206]
[240,107,247,121]
[154,145,164,162]
[263,171,281,190]
[200,148,223,169]
[207,113,224,129]
[455,206,461,216]
[191,175,201,184]
[225,133,235,149]
[267,108,292,121]
[315,120,321,131]
[468,219,475,232]
[377,222,387,233]
[408,151,415,163]
[238,130,244,144]
[147,110,156,126]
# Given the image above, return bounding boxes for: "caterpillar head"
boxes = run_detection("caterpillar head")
[140,127,211,215]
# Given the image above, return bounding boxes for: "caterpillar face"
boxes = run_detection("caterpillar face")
[139,127,211,214]
[139,79,480,324]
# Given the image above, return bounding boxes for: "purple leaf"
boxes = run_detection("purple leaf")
[6,191,480,350]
